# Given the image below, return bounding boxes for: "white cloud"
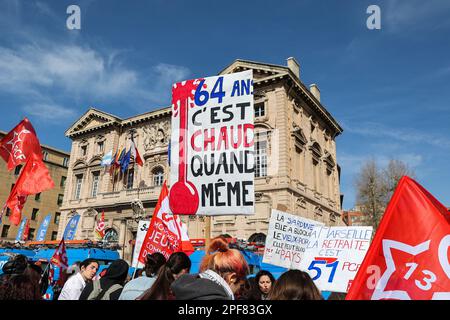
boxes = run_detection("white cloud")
[22,103,77,121]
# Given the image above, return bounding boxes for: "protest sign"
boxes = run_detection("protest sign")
[299,225,373,293]
[263,209,323,269]
[132,220,149,268]
[169,70,254,216]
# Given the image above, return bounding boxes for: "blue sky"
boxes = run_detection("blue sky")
[0,0,449,209]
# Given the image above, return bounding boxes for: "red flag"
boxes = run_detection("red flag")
[138,181,194,264]
[22,218,30,241]
[51,238,69,270]
[7,153,55,225]
[95,211,106,239]
[0,118,42,170]
[346,176,450,300]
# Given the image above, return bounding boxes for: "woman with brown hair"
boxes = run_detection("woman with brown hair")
[171,237,249,300]
[139,252,191,300]
[268,270,323,300]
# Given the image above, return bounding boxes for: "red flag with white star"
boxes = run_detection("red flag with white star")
[0,118,42,170]
[346,176,450,300]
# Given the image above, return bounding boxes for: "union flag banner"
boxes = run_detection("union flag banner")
[0,118,42,170]
[95,211,106,240]
[138,181,194,263]
[6,153,54,225]
[50,238,69,270]
[346,176,450,300]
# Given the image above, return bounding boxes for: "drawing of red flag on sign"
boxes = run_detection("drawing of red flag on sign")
[0,118,42,170]
[95,211,106,240]
[138,181,194,263]
[346,176,450,300]
[51,238,69,270]
[6,153,55,225]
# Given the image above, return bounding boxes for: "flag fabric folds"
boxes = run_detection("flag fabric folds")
[36,214,52,241]
[95,211,106,240]
[6,153,54,225]
[50,238,69,270]
[120,148,131,173]
[130,138,143,167]
[101,150,113,167]
[346,176,450,300]
[0,118,42,170]
[22,218,30,241]
[138,181,194,263]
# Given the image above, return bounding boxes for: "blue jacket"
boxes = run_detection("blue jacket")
[118,273,156,300]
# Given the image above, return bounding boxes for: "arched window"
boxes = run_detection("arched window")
[103,228,119,243]
[152,167,164,186]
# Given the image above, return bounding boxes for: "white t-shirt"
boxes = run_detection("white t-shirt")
[58,272,86,300]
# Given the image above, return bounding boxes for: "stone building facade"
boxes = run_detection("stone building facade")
[59,58,343,262]
[0,131,70,241]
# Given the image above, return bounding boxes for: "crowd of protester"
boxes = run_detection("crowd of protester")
[0,237,324,301]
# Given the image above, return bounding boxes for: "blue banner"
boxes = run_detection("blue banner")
[36,214,52,241]
[15,218,27,241]
[63,214,80,240]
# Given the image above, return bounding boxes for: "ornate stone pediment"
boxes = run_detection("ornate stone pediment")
[142,121,171,151]
[65,108,121,138]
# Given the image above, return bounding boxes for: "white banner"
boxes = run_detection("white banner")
[131,220,150,268]
[262,209,323,269]
[299,225,373,293]
[169,70,254,216]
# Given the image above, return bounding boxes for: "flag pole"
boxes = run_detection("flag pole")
[204,216,211,250]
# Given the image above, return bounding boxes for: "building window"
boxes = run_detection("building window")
[63,158,69,167]
[254,102,265,118]
[14,165,22,176]
[126,169,134,189]
[97,141,104,153]
[57,194,64,206]
[51,231,58,241]
[81,145,87,156]
[60,176,67,187]
[29,228,35,240]
[91,172,100,197]
[42,151,49,161]
[74,175,83,200]
[31,208,39,220]
[255,132,268,178]
[54,212,60,224]
[5,208,10,217]
[11,184,15,191]
[35,193,41,201]
[153,168,164,187]
[1,225,10,238]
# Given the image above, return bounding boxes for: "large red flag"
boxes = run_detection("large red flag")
[7,153,55,225]
[346,176,450,300]
[0,118,42,170]
[138,181,194,263]
[50,238,69,270]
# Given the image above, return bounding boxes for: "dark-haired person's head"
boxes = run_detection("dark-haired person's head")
[0,274,42,300]
[2,254,28,275]
[104,259,129,284]
[268,270,322,300]
[255,270,275,297]
[201,238,250,294]
[140,252,191,300]
[145,253,166,277]
[79,258,99,281]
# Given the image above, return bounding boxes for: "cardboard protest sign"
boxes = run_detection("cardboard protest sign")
[169,70,254,216]
[263,209,323,269]
[299,225,373,293]
[132,220,150,268]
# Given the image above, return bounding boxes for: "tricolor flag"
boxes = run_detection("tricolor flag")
[130,138,143,167]
[346,176,450,300]
[138,181,194,263]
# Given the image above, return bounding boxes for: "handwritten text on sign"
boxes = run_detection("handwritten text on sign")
[170,70,254,215]
[263,209,323,269]
[299,226,373,293]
